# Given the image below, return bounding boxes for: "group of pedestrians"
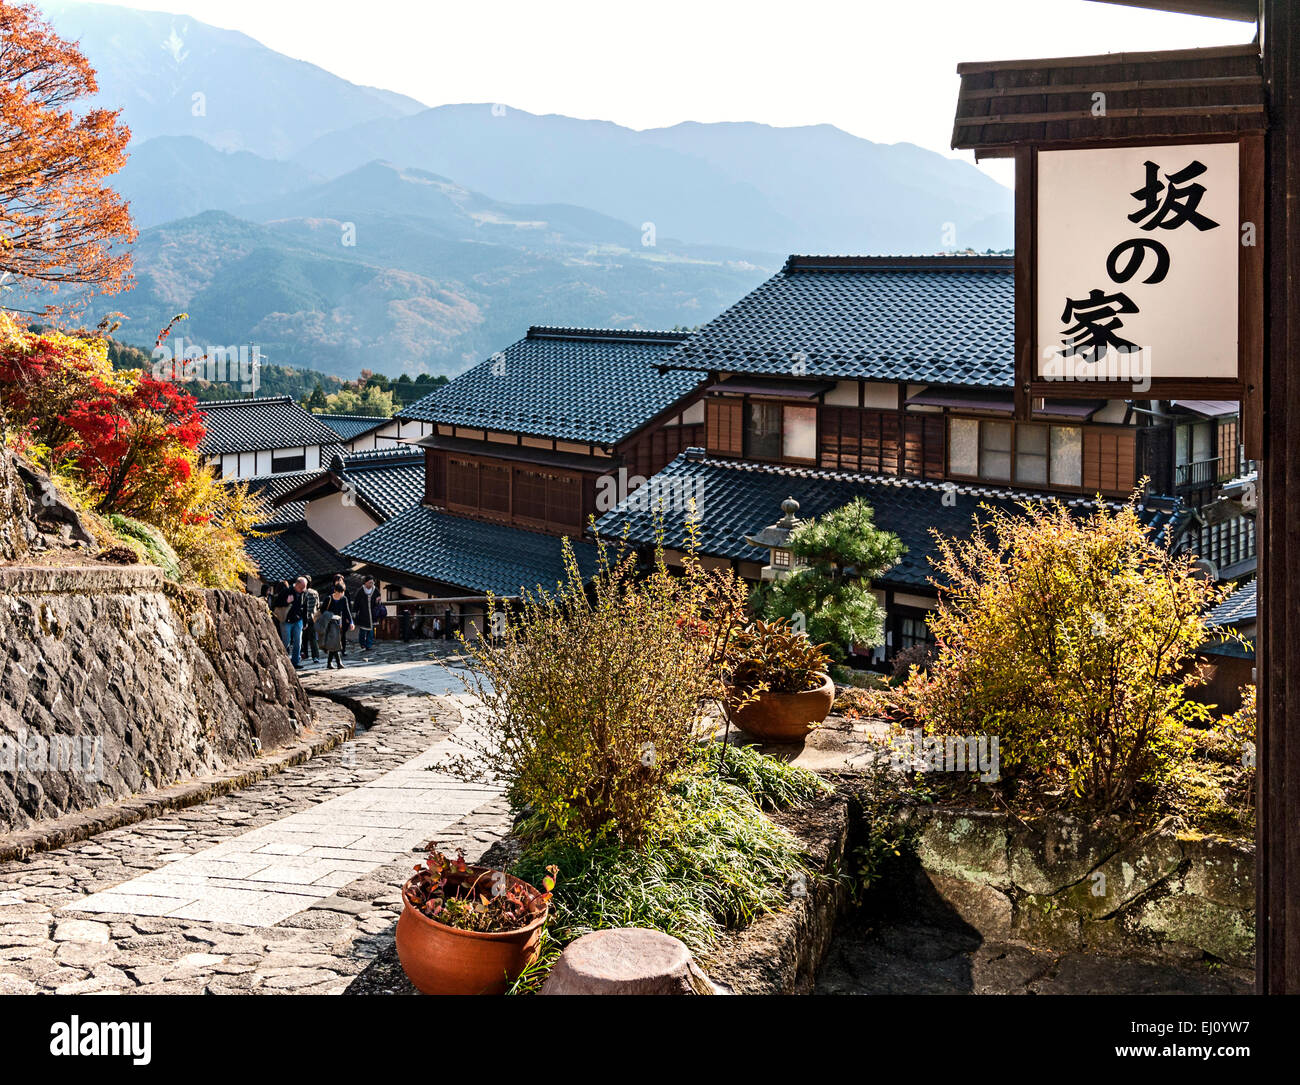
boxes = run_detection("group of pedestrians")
[266,574,386,671]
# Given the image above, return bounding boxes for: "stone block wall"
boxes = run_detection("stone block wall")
[0,565,311,833]
[901,807,1254,968]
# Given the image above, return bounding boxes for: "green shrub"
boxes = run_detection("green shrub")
[713,741,831,810]
[759,498,904,660]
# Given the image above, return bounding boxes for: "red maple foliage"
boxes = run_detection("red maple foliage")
[0,319,207,522]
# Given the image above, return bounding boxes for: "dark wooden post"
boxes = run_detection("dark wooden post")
[1260,0,1300,995]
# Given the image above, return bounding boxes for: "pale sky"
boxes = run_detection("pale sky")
[50,0,1256,185]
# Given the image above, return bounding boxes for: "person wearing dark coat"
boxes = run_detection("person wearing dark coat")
[353,576,380,651]
[282,576,309,669]
[318,585,354,670]
[332,574,349,657]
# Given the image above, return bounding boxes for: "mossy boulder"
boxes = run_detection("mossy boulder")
[107,514,181,580]
[912,810,1010,887]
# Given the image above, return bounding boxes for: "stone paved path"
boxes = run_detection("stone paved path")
[0,640,512,995]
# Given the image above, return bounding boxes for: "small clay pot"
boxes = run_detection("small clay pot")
[395,866,547,995]
[728,671,835,742]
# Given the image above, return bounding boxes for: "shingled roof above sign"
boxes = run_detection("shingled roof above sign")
[952,43,1265,157]
[397,327,705,445]
[663,255,1014,388]
[198,396,342,456]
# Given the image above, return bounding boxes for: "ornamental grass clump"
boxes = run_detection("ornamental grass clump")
[511,748,824,955]
[450,534,751,848]
[890,492,1230,815]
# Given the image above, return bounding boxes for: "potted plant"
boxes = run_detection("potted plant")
[396,846,557,995]
[725,619,835,742]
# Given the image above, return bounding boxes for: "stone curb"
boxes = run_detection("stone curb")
[0,563,164,593]
[0,697,356,863]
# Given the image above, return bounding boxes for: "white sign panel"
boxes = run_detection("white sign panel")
[1037,142,1239,385]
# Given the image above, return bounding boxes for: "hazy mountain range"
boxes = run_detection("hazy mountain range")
[36,1,1013,379]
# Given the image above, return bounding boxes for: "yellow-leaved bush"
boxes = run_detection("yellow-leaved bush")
[891,493,1230,814]
[447,532,752,849]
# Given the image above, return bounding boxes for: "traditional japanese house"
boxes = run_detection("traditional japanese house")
[242,446,424,595]
[314,413,436,452]
[594,253,1253,663]
[340,326,709,599]
[1198,577,1257,714]
[198,396,343,479]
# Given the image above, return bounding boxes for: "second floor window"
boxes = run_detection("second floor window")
[746,402,816,462]
[271,450,306,474]
[950,419,1082,488]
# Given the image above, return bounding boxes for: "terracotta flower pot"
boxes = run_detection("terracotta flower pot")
[729,671,835,742]
[396,866,547,995]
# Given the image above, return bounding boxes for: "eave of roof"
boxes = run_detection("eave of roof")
[198,396,342,455]
[315,413,393,440]
[245,524,344,584]
[592,453,1184,592]
[396,326,705,445]
[1208,577,1258,627]
[342,505,599,597]
[269,446,425,522]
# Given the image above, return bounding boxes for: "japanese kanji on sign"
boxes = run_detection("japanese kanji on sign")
[1036,141,1242,386]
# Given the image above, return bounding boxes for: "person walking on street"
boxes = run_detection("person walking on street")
[283,576,308,669]
[320,584,354,670]
[333,574,349,658]
[354,576,380,652]
[300,576,321,664]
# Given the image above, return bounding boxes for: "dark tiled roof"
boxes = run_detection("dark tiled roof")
[398,327,706,444]
[664,255,1014,388]
[314,413,393,441]
[244,470,328,528]
[1208,578,1257,628]
[342,506,598,597]
[592,453,1177,592]
[245,524,344,584]
[199,396,342,455]
[336,447,425,521]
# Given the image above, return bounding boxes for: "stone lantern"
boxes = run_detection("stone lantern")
[745,496,803,581]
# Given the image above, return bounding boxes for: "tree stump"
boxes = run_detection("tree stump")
[541,928,723,995]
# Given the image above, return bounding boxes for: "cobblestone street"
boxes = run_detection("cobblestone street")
[0,640,512,995]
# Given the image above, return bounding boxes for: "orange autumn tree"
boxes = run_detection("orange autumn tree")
[0,1,135,312]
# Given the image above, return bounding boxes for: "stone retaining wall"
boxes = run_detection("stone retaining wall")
[904,807,1254,968]
[0,565,311,833]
